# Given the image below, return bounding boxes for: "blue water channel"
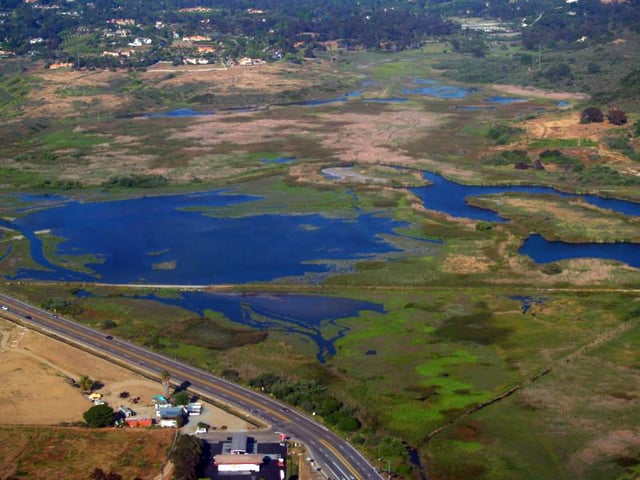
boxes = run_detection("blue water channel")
[520,235,640,267]
[402,79,471,99]
[410,171,640,266]
[148,291,384,362]
[76,289,383,362]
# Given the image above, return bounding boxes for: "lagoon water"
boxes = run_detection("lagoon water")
[483,96,528,104]
[402,79,471,99]
[520,234,640,267]
[3,170,640,285]
[3,166,639,286]
[4,189,411,284]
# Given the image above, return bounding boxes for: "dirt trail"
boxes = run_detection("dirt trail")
[0,326,78,379]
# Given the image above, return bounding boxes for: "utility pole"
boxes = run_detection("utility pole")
[538,44,541,72]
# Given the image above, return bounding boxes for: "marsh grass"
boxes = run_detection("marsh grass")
[468,194,640,243]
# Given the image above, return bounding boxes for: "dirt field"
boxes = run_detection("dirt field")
[0,317,253,429]
[21,60,337,119]
[491,83,589,101]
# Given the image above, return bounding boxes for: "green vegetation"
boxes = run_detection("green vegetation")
[83,404,116,428]
[249,373,361,432]
[0,74,34,118]
[101,174,169,189]
[529,138,597,148]
[41,127,108,150]
[1,21,640,480]
[78,374,95,393]
[605,134,640,162]
[173,390,190,406]
[485,123,524,145]
[170,435,204,480]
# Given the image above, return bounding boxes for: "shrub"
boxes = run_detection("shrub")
[101,174,168,188]
[544,63,572,82]
[481,150,529,167]
[578,164,640,186]
[580,107,604,123]
[91,469,122,480]
[83,404,116,428]
[485,124,524,145]
[220,369,240,381]
[249,373,360,431]
[334,413,361,432]
[101,319,117,329]
[606,107,627,126]
[475,221,493,232]
[38,179,83,190]
[539,150,583,171]
[540,263,563,275]
[173,390,191,406]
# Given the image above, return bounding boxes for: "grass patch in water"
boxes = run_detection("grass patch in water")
[468,193,640,243]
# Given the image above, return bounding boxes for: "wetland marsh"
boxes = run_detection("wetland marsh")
[1,47,639,480]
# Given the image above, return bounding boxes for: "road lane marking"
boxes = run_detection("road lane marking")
[319,438,363,480]
[332,460,351,479]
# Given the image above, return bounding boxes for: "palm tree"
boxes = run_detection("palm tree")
[161,369,171,397]
[79,374,94,393]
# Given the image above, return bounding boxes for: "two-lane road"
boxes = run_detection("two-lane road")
[0,292,383,480]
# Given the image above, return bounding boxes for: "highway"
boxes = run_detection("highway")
[0,292,384,480]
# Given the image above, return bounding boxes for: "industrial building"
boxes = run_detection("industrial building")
[211,433,286,480]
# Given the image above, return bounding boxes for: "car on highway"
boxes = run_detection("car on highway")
[105,335,114,340]
[1,305,8,311]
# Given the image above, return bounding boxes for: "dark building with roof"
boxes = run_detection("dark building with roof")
[208,434,286,480]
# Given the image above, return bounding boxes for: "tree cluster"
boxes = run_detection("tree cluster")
[580,106,627,126]
[170,435,205,480]
[250,373,361,432]
[90,469,143,480]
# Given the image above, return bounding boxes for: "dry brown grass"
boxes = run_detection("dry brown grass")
[0,425,175,479]
[441,254,493,274]
[20,61,338,121]
[490,84,589,101]
[517,111,632,166]
[0,318,253,427]
[570,430,640,475]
